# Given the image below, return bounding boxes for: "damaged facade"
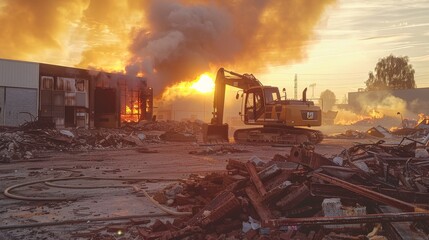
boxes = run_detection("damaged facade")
[0,58,153,128]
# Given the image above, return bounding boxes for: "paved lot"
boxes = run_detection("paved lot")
[0,138,377,239]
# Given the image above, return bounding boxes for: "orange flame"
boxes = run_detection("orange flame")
[334,109,384,125]
[121,100,140,122]
[418,113,429,124]
[368,109,383,119]
[161,73,214,102]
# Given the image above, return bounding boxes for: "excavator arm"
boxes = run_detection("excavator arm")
[203,68,262,142]
[211,68,262,125]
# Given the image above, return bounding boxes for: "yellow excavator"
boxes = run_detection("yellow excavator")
[203,68,323,144]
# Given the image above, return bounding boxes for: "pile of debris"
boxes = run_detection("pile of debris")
[189,145,249,155]
[124,120,204,142]
[0,128,145,162]
[330,126,429,140]
[329,129,368,139]
[0,120,204,162]
[133,138,429,239]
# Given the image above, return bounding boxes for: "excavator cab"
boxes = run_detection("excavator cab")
[242,86,280,124]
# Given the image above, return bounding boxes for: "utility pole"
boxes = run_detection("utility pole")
[309,83,316,99]
[294,74,297,99]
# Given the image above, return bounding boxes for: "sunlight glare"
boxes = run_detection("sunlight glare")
[191,73,215,93]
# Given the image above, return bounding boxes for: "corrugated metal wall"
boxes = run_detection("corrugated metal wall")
[0,87,4,125]
[0,59,39,126]
[0,59,39,88]
[4,88,38,126]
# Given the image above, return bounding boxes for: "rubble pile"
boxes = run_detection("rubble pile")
[133,140,429,239]
[329,126,429,140]
[0,128,139,162]
[125,120,203,142]
[329,129,368,139]
[0,120,203,162]
[189,145,250,155]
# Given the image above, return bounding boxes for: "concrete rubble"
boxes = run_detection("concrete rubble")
[0,120,204,163]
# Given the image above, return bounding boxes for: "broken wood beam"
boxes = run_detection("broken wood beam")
[245,162,267,196]
[245,186,272,221]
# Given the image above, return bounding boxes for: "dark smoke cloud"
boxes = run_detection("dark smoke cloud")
[127,0,336,95]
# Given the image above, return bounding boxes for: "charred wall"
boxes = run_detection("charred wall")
[39,63,91,128]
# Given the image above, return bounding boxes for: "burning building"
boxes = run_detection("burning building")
[0,58,153,128]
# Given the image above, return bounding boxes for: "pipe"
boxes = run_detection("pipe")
[132,185,192,216]
[0,213,169,230]
[4,176,182,201]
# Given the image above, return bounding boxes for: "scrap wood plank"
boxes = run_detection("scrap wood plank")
[245,185,272,221]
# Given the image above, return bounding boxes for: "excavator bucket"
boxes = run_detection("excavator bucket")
[203,123,229,142]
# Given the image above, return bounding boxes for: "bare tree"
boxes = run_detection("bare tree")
[319,89,336,111]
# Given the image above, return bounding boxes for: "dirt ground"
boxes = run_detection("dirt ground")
[0,137,381,240]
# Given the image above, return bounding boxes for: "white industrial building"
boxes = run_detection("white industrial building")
[0,59,39,126]
[0,58,153,128]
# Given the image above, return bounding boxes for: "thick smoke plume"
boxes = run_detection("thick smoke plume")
[0,0,142,70]
[126,0,336,95]
[0,0,335,97]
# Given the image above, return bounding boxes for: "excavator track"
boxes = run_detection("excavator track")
[233,126,324,145]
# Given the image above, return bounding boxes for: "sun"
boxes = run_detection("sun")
[191,73,215,93]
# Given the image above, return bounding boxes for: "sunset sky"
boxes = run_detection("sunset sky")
[0,0,427,101]
[261,0,429,100]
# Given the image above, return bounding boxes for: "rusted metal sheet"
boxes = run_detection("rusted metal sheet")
[312,172,427,212]
[289,146,334,170]
[263,212,429,227]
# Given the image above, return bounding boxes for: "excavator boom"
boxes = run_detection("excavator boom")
[203,68,261,142]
